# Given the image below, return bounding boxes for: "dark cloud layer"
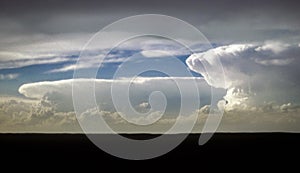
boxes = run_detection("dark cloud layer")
[1,0,299,17]
[0,0,300,41]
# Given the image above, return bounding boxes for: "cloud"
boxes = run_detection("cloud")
[46,55,127,73]
[0,51,56,61]
[1,0,300,133]
[140,50,170,58]
[0,73,19,80]
[15,77,224,132]
[255,41,291,54]
[0,56,72,69]
[0,33,195,72]
[186,42,300,112]
[0,33,91,69]
[19,77,220,112]
[46,36,199,73]
[138,102,149,108]
[1,0,300,43]
[2,95,300,132]
[1,72,300,132]
[15,75,300,132]
[254,58,294,66]
[0,97,80,132]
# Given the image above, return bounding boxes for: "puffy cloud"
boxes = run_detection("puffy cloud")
[186,42,300,112]
[1,96,300,132]
[217,101,300,132]
[1,96,300,133]
[138,102,149,109]
[0,97,79,132]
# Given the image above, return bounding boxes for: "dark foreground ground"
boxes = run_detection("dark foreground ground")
[0,133,299,170]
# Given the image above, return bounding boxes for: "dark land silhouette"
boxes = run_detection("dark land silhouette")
[1,133,299,169]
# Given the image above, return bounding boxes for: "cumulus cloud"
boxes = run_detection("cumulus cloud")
[2,95,300,132]
[218,101,300,132]
[186,42,300,112]
[138,102,149,109]
[0,97,79,132]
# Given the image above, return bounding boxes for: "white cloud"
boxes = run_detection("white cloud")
[138,102,149,108]
[47,64,78,73]
[0,32,197,71]
[46,38,193,73]
[0,33,93,69]
[186,42,300,112]
[140,50,169,58]
[0,51,57,61]
[254,58,294,66]
[186,44,255,89]
[19,79,73,99]
[140,49,189,59]
[4,41,300,132]
[0,57,72,69]
[46,55,127,73]
[255,41,291,54]
[2,95,300,132]
[0,73,19,80]
[0,74,299,132]
[0,97,79,132]
[18,77,219,112]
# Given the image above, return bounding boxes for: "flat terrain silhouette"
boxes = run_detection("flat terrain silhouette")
[1,133,299,168]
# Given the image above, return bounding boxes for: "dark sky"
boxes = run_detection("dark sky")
[0,0,300,42]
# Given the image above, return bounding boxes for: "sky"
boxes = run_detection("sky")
[0,0,300,133]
